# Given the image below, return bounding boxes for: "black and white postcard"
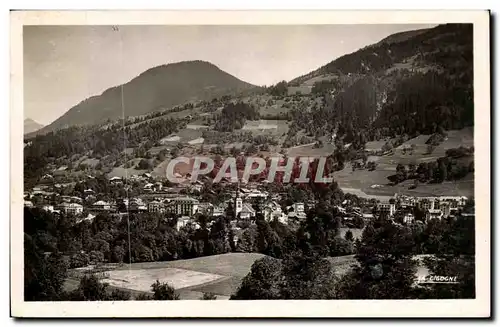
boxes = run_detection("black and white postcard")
[10,10,491,318]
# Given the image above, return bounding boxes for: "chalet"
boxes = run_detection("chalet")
[129,198,148,212]
[109,176,123,185]
[58,203,83,215]
[351,207,362,217]
[32,187,45,195]
[231,227,244,244]
[212,205,225,217]
[143,183,154,192]
[439,196,468,208]
[41,174,54,181]
[53,166,68,177]
[92,200,112,211]
[71,196,83,204]
[335,205,347,214]
[84,189,95,196]
[77,213,96,224]
[198,202,214,216]
[238,203,256,220]
[461,206,475,218]
[245,189,268,200]
[263,201,287,224]
[287,202,306,221]
[42,205,54,212]
[154,182,164,192]
[362,213,374,220]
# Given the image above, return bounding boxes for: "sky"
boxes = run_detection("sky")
[24,24,435,125]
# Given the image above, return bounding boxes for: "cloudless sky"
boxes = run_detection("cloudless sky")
[24,24,435,125]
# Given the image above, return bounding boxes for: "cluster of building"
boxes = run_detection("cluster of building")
[24,166,473,239]
[374,194,471,224]
[24,171,310,234]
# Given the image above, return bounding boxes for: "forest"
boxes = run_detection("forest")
[25,198,475,301]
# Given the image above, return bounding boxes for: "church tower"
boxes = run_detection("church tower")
[234,180,242,218]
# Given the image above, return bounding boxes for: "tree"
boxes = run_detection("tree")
[151,280,180,300]
[236,227,257,253]
[69,274,109,301]
[396,164,408,183]
[329,236,354,256]
[70,252,91,268]
[426,144,436,154]
[366,161,377,171]
[109,289,132,301]
[24,236,69,301]
[135,293,153,300]
[345,230,354,242]
[200,292,217,300]
[231,256,283,299]
[112,245,126,263]
[408,163,417,178]
[419,216,475,299]
[280,253,338,299]
[335,220,419,299]
[438,161,448,182]
[136,159,152,170]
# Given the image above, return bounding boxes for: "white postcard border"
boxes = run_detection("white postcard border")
[10,10,491,318]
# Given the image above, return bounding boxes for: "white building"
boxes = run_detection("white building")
[60,203,83,215]
[378,200,396,217]
[287,202,306,221]
[109,176,123,185]
[176,216,191,231]
[42,205,54,212]
[148,200,165,213]
[234,195,243,217]
[427,209,443,220]
[92,200,112,211]
[143,183,154,192]
[239,203,256,220]
[403,212,415,224]
[166,197,200,216]
[84,189,95,196]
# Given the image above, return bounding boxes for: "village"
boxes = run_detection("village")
[23,167,474,243]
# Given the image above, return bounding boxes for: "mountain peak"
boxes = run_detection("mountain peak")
[34,60,255,135]
[24,118,44,134]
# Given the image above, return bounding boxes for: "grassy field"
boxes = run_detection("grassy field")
[333,128,474,198]
[286,143,336,157]
[242,120,289,137]
[101,268,226,292]
[70,253,267,299]
[64,252,437,299]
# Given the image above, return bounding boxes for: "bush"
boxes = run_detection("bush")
[151,280,180,300]
[200,292,217,300]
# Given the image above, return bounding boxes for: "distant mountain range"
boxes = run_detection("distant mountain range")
[24,118,44,134]
[32,60,256,135]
